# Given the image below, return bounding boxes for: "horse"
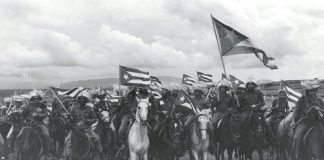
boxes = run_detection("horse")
[11,126,45,160]
[241,111,269,160]
[292,106,324,160]
[269,112,293,160]
[70,125,101,160]
[190,108,212,160]
[95,109,117,160]
[157,110,186,160]
[215,112,241,160]
[49,111,69,157]
[128,97,150,160]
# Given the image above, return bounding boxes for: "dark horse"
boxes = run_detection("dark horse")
[49,111,69,157]
[157,111,186,160]
[292,106,324,160]
[215,112,241,160]
[70,126,102,160]
[11,126,45,160]
[95,110,117,160]
[241,111,268,160]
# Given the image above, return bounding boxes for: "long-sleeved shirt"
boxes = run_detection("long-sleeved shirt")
[239,89,265,111]
[70,104,97,129]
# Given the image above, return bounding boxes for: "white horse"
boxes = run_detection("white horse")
[128,97,150,160]
[191,108,212,160]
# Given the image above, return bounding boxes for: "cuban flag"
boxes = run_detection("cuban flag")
[175,90,198,114]
[182,74,196,86]
[197,72,213,82]
[119,65,150,87]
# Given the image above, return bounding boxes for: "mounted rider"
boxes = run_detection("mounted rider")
[70,90,103,153]
[211,79,236,127]
[94,89,111,119]
[6,96,25,153]
[238,76,273,143]
[268,90,289,131]
[292,79,324,160]
[18,90,52,159]
[116,87,156,148]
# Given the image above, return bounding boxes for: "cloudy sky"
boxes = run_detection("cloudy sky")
[0,0,324,89]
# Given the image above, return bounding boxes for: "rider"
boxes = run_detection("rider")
[116,87,138,148]
[238,76,273,143]
[6,96,25,153]
[70,91,103,153]
[291,79,324,160]
[94,90,111,119]
[20,90,52,159]
[211,79,236,127]
[268,90,289,130]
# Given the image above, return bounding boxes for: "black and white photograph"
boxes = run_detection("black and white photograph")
[0,0,323,160]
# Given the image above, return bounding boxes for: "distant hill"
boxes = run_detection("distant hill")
[60,76,182,89]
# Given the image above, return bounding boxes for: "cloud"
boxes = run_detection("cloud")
[0,0,323,88]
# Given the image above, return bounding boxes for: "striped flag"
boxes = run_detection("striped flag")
[119,65,150,87]
[211,16,277,70]
[106,93,120,105]
[197,72,213,82]
[175,90,198,114]
[280,80,302,108]
[229,74,244,90]
[182,74,196,86]
[61,87,87,98]
[150,76,162,88]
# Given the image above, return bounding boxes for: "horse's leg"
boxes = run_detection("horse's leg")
[202,151,208,160]
[191,150,199,160]
[129,151,137,160]
[228,147,234,160]
[258,149,263,160]
[219,145,225,160]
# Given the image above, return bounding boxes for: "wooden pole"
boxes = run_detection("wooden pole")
[211,14,228,77]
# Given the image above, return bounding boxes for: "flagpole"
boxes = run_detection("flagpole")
[118,65,121,96]
[48,86,70,114]
[211,14,227,77]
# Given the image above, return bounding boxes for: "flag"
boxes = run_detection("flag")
[150,76,162,88]
[49,87,68,98]
[197,72,213,82]
[106,93,120,105]
[229,74,244,90]
[61,87,87,98]
[280,80,302,109]
[175,90,198,113]
[211,16,278,70]
[62,130,72,160]
[182,74,196,86]
[119,65,150,87]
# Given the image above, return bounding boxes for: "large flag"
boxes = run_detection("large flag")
[229,74,245,90]
[211,16,278,70]
[60,87,87,98]
[119,65,150,87]
[197,72,213,82]
[280,80,302,109]
[182,74,196,86]
[150,76,162,88]
[175,90,198,113]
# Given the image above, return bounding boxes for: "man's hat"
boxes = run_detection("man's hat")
[29,90,42,100]
[77,90,91,101]
[13,96,23,102]
[218,79,232,89]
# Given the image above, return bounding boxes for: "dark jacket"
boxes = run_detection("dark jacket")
[70,104,97,129]
[239,89,265,111]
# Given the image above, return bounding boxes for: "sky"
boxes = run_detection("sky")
[0,0,324,89]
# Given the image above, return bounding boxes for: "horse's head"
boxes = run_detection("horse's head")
[251,112,266,137]
[136,97,150,126]
[167,118,184,145]
[196,108,212,140]
[100,110,111,125]
[230,113,241,143]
